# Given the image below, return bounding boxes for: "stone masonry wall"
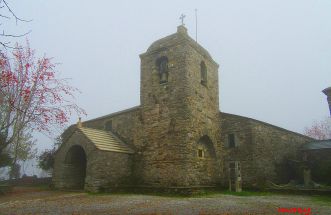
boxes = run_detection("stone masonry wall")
[221,112,312,188]
[54,25,315,191]
[53,130,132,192]
[250,120,312,186]
[53,130,95,189]
[137,26,222,187]
[220,112,255,187]
[56,26,224,190]
[82,107,141,148]
[75,107,144,188]
[139,38,194,187]
[303,149,331,185]
[184,42,222,186]
[85,150,132,192]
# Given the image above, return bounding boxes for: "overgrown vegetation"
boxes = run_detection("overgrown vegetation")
[38,136,62,174]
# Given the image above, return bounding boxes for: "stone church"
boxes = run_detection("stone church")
[53,25,312,192]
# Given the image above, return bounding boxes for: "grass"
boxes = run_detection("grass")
[0,184,13,194]
[10,184,327,201]
[87,189,274,198]
[0,184,54,195]
[217,190,272,197]
[311,195,331,205]
[87,190,190,198]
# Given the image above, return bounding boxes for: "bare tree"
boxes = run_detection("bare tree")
[0,0,31,50]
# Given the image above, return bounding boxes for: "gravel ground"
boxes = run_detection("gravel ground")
[0,187,330,215]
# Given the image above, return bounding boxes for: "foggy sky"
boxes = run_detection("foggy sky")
[9,0,331,154]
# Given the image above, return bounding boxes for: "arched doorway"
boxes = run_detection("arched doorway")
[64,145,87,189]
[197,135,216,158]
[196,135,217,184]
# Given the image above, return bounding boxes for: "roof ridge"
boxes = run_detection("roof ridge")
[220,112,313,140]
[84,106,140,123]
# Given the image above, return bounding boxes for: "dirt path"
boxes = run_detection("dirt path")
[0,188,330,215]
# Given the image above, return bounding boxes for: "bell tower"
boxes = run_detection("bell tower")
[138,25,222,187]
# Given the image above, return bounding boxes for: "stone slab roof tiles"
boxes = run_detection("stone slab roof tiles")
[79,127,134,154]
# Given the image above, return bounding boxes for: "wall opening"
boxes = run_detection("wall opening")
[198,148,204,158]
[105,120,113,131]
[227,133,239,148]
[64,145,87,189]
[156,56,169,84]
[228,161,242,192]
[228,134,235,148]
[200,61,207,86]
[197,135,216,158]
[196,135,217,184]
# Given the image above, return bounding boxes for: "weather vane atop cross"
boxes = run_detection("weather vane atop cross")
[179,14,186,26]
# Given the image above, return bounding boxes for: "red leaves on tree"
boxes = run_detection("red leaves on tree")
[0,40,85,137]
[304,118,331,140]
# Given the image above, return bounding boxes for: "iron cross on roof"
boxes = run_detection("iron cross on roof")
[179,14,186,25]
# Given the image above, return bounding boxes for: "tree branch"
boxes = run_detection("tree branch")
[2,0,32,23]
[0,30,31,38]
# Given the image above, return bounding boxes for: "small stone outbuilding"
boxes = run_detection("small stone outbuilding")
[53,25,312,192]
[53,126,134,192]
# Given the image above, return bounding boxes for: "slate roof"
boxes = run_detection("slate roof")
[301,139,331,150]
[79,127,134,154]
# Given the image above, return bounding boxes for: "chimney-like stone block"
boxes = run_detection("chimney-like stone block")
[322,87,331,116]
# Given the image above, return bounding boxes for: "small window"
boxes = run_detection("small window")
[200,61,207,86]
[157,57,169,84]
[228,134,235,148]
[105,120,113,131]
[198,149,204,158]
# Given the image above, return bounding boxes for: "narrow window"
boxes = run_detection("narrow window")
[198,149,203,158]
[105,120,113,131]
[228,133,235,148]
[200,61,207,86]
[157,57,168,84]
